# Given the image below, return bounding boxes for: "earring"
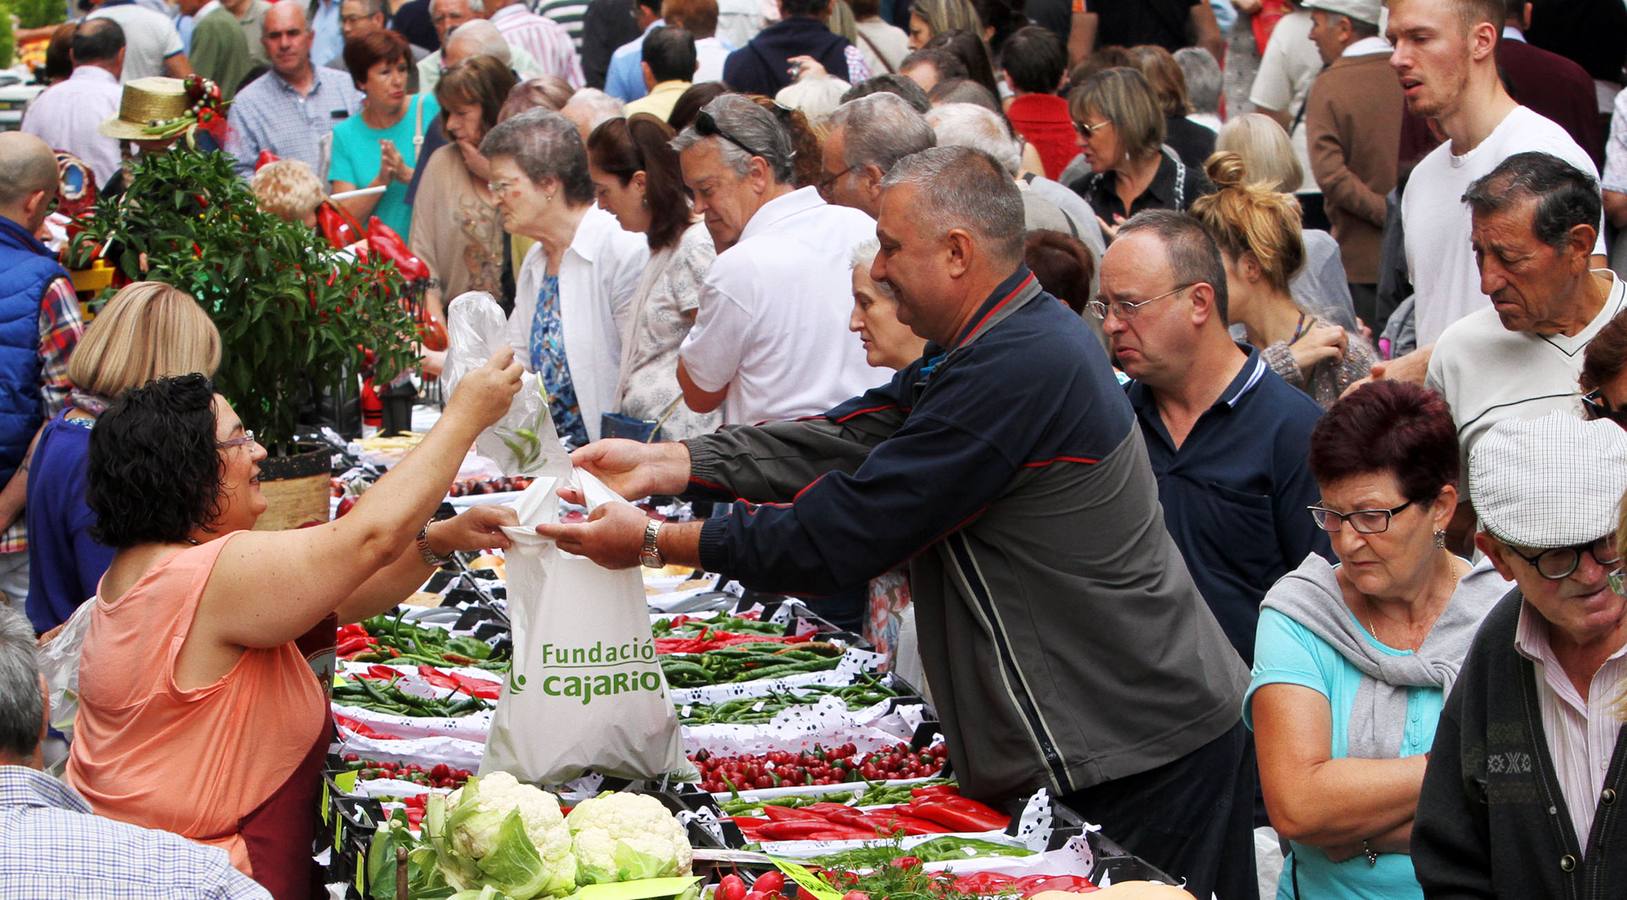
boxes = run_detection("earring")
[1434,530,1447,549]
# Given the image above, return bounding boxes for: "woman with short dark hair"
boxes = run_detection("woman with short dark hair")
[1580,312,1627,428]
[586,114,721,441]
[66,356,523,896]
[1247,380,1510,899]
[331,29,438,238]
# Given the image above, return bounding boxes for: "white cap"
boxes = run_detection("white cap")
[1301,0,1384,25]
[1469,411,1627,549]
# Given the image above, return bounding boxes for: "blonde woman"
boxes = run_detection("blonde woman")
[1216,113,1360,332]
[1190,152,1375,408]
[907,0,979,49]
[250,160,327,227]
[23,282,221,632]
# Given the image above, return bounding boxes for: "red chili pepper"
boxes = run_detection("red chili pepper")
[415,664,461,692]
[905,801,1004,832]
[451,672,501,700]
[910,785,959,798]
[760,805,827,822]
[366,218,431,281]
[1013,875,1097,896]
[936,795,1011,828]
[364,665,402,681]
[756,820,840,840]
[334,713,397,739]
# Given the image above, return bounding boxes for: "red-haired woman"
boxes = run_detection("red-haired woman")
[584,113,721,440]
[1246,381,1511,899]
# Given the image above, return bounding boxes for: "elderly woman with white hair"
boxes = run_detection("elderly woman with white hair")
[481,108,649,446]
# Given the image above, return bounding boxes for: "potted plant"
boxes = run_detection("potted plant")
[69,147,422,525]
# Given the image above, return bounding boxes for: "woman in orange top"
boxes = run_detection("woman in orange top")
[66,351,523,899]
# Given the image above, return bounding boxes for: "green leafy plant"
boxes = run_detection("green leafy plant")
[12,0,65,29]
[69,148,420,448]
[0,4,16,69]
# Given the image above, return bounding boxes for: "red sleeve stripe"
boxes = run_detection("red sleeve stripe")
[1022,455,1101,468]
[834,404,896,423]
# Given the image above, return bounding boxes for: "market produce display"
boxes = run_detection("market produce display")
[566,792,693,883]
[661,642,846,687]
[449,475,536,497]
[679,679,906,725]
[340,615,508,670]
[343,757,474,790]
[692,744,948,792]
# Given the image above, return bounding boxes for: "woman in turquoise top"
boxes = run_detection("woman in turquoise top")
[1246,381,1510,900]
[330,30,439,240]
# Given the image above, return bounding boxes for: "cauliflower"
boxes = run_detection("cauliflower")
[565,791,693,885]
[425,772,579,899]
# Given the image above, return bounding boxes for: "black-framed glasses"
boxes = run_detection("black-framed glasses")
[1085,282,1195,321]
[694,109,769,161]
[1308,500,1415,535]
[1582,388,1627,427]
[1505,533,1621,581]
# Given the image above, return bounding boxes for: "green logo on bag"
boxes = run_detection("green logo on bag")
[536,640,664,706]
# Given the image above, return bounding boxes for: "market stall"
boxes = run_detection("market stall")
[317,447,1187,900]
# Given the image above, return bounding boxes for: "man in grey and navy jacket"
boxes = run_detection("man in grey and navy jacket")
[539,146,1255,900]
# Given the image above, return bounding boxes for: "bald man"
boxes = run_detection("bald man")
[0,132,85,608]
[225,1,362,177]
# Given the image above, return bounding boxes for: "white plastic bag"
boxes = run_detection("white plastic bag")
[481,471,686,783]
[442,291,565,476]
[38,598,97,741]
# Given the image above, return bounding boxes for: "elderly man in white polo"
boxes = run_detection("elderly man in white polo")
[1414,411,1627,897]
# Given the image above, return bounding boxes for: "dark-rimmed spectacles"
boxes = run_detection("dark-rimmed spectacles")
[1505,533,1620,581]
[1308,500,1415,535]
[1582,388,1627,428]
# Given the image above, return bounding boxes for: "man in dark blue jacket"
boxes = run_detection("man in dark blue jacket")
[721,0,867,95]
[0,132,84,607]
[539,146,1255,900]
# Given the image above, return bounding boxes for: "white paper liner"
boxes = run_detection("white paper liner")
[334,729,487,770]
[681,694,920,756]
[332,702,493,742]
[338,660,503,693]
[670,649,886,705]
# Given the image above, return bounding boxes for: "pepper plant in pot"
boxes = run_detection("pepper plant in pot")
[69,148,422,526]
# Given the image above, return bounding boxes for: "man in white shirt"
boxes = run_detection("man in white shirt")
[21,19,124,189]
[1391,0,1605,350]
[1246,4,1319,194]
[1427,152,1623,471]
[672,93,888,425]
[87,0,192,82]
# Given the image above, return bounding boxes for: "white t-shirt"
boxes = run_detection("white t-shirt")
[88,3,184,82]
[1247,9,1319,194]
[679,186,890,425]
[1404,106,1607,346]
[1427,270,1626,467]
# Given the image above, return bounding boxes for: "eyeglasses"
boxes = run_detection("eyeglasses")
[817,165,854,198]
[1582,388,1627,427]
[1074,119,1112,138]
[694,109,769,161]
[1308,499,1416,535]
[217,430,257,450]
[1505,533,1621,581]
[487,179,515,195]
[1611,569,1627,596]
[1085,283,1195,321]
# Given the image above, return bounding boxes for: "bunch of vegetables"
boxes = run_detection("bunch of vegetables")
[812,858,1094,900]
[333,676,492,718]
[370,775,699,900]
[343,756,474,789]
[656,630,804,656]
[661,642,844,688]
[353,663,503,700]
[692,744,948,792]
[679,678,904,725]
[653,614,787,637]
[341,614,508,671]
[726,788,1009,843]
[712,870,784,900]
[717,779,952,816]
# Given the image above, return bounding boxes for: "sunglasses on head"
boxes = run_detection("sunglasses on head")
[694,109,769,161]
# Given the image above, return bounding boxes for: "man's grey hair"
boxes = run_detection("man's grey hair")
[671,93,795,183]
[481,109,598,204]
[433,0,483,15]
[0,604,42,761]
[1173,47,1221,115]
[561,88,625,135]
[924,102,1021,177]
[880,145,1025,261]
[828,93,935,174]
[1462,151,1602,252]
[447,18,507,63]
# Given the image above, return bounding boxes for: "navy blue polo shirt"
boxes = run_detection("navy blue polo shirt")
[1126,345,1332,665]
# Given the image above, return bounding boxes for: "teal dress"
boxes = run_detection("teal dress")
[327,93,439,239]
[1244,606,1443,900]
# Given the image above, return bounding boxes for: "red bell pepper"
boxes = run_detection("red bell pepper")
[366,218,431,282]
[415,665,462,692]
[450,672,501,700]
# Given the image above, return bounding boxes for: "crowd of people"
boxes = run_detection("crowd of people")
[2,0,1627,897]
